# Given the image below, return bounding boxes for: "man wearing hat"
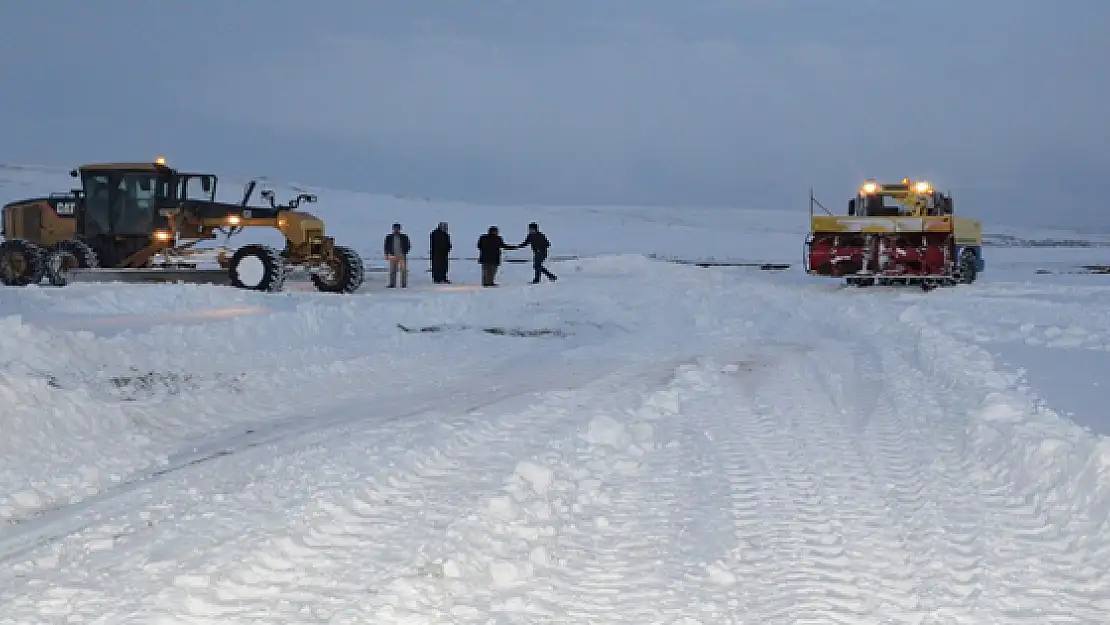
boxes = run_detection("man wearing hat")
[383,222,411,288]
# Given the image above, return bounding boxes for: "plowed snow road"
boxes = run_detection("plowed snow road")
[0,264,1107,624]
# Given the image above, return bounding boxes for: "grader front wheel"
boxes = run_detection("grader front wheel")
[229,244,286,292]
[311,245,365,294]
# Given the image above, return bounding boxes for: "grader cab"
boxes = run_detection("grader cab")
[0,158,364,293]
[804,178,984,290]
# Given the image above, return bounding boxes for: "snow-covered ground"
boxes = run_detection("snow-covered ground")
[2,164,1110,623]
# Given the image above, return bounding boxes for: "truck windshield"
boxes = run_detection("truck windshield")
[861,193,937,217]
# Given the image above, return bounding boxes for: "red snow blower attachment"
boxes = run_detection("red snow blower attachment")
[803,178,984,290]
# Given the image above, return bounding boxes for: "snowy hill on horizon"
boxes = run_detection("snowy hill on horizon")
[4,162,1110,264]
[1,160,1110,621]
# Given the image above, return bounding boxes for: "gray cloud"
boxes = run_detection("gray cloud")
[1,0,1107,229]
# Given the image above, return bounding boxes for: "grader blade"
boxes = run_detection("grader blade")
[61,267,232,286]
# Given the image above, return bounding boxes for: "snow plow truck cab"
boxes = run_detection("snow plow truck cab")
[804,178,983,290]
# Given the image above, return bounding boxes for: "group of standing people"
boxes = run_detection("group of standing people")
[382,222,558,288]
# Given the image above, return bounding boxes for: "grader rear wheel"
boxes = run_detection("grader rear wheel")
[45,240,100,287]
[0,239,46,286]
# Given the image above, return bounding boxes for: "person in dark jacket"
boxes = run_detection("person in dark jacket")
[477,225,513,287]
[383,222,411,288]
[429,222,452,284]
[515,222,557,283]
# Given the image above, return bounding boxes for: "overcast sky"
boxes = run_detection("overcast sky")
[1,1,1107,230]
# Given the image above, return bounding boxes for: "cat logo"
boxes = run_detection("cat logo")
[54,200,76,215]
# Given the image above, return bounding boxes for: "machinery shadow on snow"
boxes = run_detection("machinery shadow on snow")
[44,368,247,402]
[1034,265,1110,275]
[397,326,617,339]
[396,323,571,338]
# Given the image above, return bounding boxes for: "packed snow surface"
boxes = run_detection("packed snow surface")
[1,166,1110,622]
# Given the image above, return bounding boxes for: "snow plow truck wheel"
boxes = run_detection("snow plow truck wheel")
[311,245,364,294]
[229,244,285,292]
[45,239,100,287]
[0,239,46,286]
[956,250,978,284]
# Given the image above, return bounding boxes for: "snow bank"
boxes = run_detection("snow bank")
[899,305,1110,524]
[0,272,537,521]
[0,301,402,522]
[910,282,1110,353]
[0,258,760,524]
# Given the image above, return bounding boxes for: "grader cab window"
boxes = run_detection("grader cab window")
[82,174,113,235]
[176,175,217,202]
[80,170,169,236]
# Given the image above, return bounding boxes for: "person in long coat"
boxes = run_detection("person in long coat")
[429,222,452,284]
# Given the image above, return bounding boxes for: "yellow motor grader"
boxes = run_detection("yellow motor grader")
[0,158,363,293]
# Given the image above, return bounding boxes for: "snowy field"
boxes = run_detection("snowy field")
[2,164,1110,623]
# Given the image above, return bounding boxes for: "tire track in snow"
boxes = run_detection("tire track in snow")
[857,301,1110,621]
[164,412,523,621]
[344,331,1033,623]
[160,355,764,623]
[853,340,991,620]
[117,359,694,622]
[709,350,931,623]
[897,363,1110,619]
[503,363,723,623]
[669,358,813,622]
[362,353,809,623]
[343,359,714,622]
[965,417,1110,618]
[971,475,1110,621]
[15,402,532,621]
[675,328,1055,623]
[785,350,931,620]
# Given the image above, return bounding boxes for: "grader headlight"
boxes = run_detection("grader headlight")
[861,182,878,194]
[914,181,930,193]
[153,230,172,241]
[227,215,241,225]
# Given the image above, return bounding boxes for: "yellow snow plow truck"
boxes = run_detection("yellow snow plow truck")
[804,178,984,290]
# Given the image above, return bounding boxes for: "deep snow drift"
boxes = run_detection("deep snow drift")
[1,165,1109,623]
